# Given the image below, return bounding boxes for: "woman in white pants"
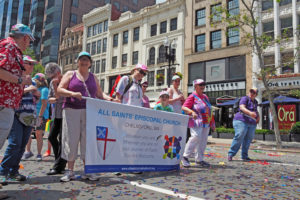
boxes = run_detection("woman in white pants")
[181,79,215,167]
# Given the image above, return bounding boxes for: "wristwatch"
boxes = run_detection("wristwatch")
[17,77,23,84]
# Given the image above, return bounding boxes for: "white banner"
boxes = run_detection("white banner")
[85,98,189,173]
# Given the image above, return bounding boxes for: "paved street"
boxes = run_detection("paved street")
[0,136,299,200]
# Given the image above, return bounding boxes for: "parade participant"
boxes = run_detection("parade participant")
[154,91,174,112]
[0,24,33,151]
[115,63,148,106]
[0,56,39,186]
[23,73,49,161]
[228,88,259,162]
[181,79,215,168]
[44,63,67,175]
[141,81,150,108]
[57,51,113,182]
[167,74,184,114]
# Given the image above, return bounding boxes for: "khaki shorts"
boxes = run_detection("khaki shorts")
[61,108,86,161]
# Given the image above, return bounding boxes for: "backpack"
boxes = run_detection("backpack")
[121,76,141,100]
[233,96,251,113]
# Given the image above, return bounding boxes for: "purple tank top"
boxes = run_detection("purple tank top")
[63,72,97,109]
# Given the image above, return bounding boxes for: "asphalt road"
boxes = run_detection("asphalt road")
[1,137,299,200]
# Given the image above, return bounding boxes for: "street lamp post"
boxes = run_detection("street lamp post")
[164,37,176,88]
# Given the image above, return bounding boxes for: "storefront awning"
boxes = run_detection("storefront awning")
[217,98,239,107]
[261,95,300,105]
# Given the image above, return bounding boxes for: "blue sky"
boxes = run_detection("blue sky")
[156,0,166,4]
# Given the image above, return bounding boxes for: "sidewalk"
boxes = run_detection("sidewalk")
[207,136,300,153]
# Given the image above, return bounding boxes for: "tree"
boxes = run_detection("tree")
[23,48,44,76]
[214,0,299,148]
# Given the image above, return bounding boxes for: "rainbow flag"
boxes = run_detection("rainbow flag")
[45,119,53,132]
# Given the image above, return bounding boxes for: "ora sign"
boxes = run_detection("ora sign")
[277,104,296,130]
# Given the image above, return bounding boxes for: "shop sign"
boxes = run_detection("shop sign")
[277,104,296,130]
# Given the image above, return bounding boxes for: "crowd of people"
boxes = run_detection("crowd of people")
[0,23,260,198]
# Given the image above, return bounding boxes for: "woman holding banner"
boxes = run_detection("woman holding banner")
[181,79,215,168]
[57,51,113,182]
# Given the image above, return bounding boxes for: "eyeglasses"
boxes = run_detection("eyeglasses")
[142,85,148,88]
[24,62,34,66]
[138,69,146,76]
[198,83,206,86]
[250,90,257,95]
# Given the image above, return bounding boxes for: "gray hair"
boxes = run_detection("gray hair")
[45,62,61,78]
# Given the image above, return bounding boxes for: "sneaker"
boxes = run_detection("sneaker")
[36,154,42,161]
[22,152,34,160]
[242,157,253,162]
[81,173,100,181]
[228,155,233,161]
[60,170,75,182]
[8,173,26,181]
[181,157,190,168]
[43,150,51,157]
[196,161,210,167]
[0,175,7,186]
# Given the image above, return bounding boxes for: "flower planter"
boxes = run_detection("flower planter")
[280,134,290,142]
[218,132,234,139]
[264,134,276,141]
[254,134,264,141]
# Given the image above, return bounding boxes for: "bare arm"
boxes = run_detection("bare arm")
[0,68,31,85]
[57,71,82,100]
[240,104,257,119]
[182,106,197,120]
[168,88,184,104]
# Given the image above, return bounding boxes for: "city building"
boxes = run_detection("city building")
[0,0,31,39]
[82,0,185,105]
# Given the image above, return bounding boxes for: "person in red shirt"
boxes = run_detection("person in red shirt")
[0,24,34,152]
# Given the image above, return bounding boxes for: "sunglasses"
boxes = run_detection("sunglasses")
[138,69,146,76]
[198,83,206,86]
[142,85,148,88]
[250,90,257,95]
[24,62,34,66]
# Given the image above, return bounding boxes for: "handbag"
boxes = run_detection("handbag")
[17,112,37,127]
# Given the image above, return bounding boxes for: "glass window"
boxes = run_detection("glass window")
[151,24,157,36]
[133,0,138,5]
[123,6,128,12]
[263,54,275,74]
[47,0,55,8]
[112,56,117,69]
[227,27,239,46]
[263,21,274,39]
[149,47,155,65]
[228,0,239,16]
[123,31,128,44]
[167,67,176,85]
[262,0,273,11]
[195,34,205,52]
[279,0,292,6]
[113,34,118,47]
[229,56,246,79]
[188,62,205,85]
[113,2,120,10]
[281,52,294,74]
[211,4,222,22]
[133,27,139,41]
[132,51,138,65]
[72,0,78,7]
[104,20,108,32]
[96,60,100,73]
[156,69,165,86]
[70,14,77,24]
[102,38,107,52]
[101,59,106,73]
[158,45,166,63]
[66,55,69,65]
[93,24,98,36]
[196,8,206,26]
[170,18,177,31]
[211,30,222,49]
[100,79,105,91]
[97,40,101,54]
[86,43,91,53]
[160,21,167,34]
[98,22,103,34]
[91,42,96,55]
[281,17,293,38]
[90,61,95,73]
[122,54,127,67]
[148,71,154,86]
[87,26,92,37]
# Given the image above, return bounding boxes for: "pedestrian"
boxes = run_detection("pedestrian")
[44,63,67,175]
[141,81,150,108]
[57,51,114,182]
[154,91,174,112]
[228,88,260,162]
[181,79,215,168]
[0,56,39,187]
[167,74,184,114]
[23,73,50,161]
[0,24,33,150]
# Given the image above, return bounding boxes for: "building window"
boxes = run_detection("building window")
[104,20,108,32]
[123,6,128,12]
[122,54,127,67]
[211,30,222,49]
[170,18,177,31]
[91,41,96,55]
[160,21,167,34]
[96,60,100,73]
[113,2,120,10]
[263,21,274,39]
[158,45,166,63]
[93,24,98,36]
[228,0,239,16]
[167,68,176,85]
[262,0,273,11]
[133,27,139,41]
[100,79,105,91]
[70,13,77,24]
[87,26,92,37]
[227,27,239,46]
[151,24,157,36]
[65,55,69,65]
[148,47,155,65]
[132,51,138,65]
[103,38,107,52]
[112,56,117,69]
[123,31,128,44]
[98,22,103,34]
[72,0,78,7]
[97,40,101,54]
[263,54,275,75]
[279,0,292,6]
[90,61,95,73]
[211,4,221,22]
[188,62,205,85]
[113,34,118,47]
[101,59,106,72]
[196,8,206,26]
[156,69,165,86]
[195,34,205,52]
[147,71,154,86]
[281,52,294,74]
[133,0,138,5]
[280,17,293,38]
[86,43,91,53]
